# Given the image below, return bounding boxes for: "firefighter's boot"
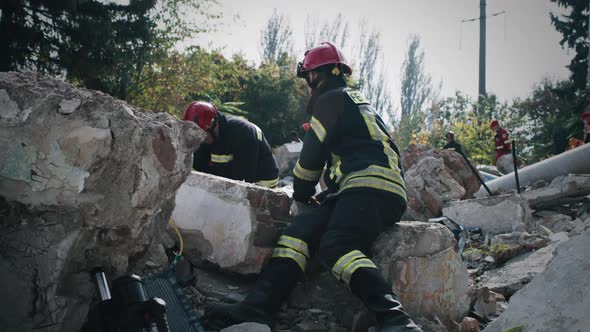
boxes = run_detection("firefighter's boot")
[204,259,301,329]
[350,268,423,332]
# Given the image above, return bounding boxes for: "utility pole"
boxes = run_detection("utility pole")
[587,0,590,88]
[479,0,487,98]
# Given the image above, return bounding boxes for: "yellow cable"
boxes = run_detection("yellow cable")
[168,218,184,256]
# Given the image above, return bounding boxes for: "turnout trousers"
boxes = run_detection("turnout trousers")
[206,191,421,331]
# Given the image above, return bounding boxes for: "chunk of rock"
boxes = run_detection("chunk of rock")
[442,194,533,235]
[404,156,467,221]
[483,229,590,332]
[220,322,271,332]
[274,142,302,177]
[479,235,568,298]
[402,145,481,197]
[460,317,480,332]
[490,232,549,264]
[171,171,291,274]
[0,72,202,332]
[536,213,574,233]
[302,222,469,327]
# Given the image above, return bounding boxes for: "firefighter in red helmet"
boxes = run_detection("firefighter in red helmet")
[205,42,422,331]
[491,119,514,174]
[183,101,279,188]
[582,111,590,144]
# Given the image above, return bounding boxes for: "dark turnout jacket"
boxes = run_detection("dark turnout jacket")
[292,79,406,204]
[194,113,279,187]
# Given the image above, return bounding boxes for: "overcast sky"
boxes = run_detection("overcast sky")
[195,0,571,104]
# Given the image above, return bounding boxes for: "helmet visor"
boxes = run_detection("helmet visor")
[296,61,307,78]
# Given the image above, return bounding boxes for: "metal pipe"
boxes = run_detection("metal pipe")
[475,143,590,197]
[512,140,521,194]
[458,148,494,196]
[94,270,111,301]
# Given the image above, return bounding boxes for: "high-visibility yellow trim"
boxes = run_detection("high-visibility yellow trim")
[338,176,407,202]
[360,109,388,142]
[329,159,343,183]
[254,125,263,141]
[342,165,404,188]
[272,247,307,272]
[341,258,378,285]
[332,250,365,279]
[346,90,369,104]
[255,178,279,188]
[293,161,322,182]
[211,154,234,163]
[277,235,309,258]
[310,116,327,143]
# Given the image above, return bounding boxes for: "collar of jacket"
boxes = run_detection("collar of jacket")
[306,77,348,115]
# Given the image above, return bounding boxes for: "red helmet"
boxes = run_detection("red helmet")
[581,111,590,121]
[184,101,218,131]
[297,42,352,78]
[490,119,499,128]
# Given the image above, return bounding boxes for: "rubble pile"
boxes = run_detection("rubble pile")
[443,174,590,330]
[0,72,203,331]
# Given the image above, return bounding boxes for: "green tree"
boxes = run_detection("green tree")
[396,35,433,148]
[551,0,589,90]
[239,55,308,145]
[0,0,219,99]
[511,79,587,162]
[128,47,249,117]
[260,9,294,64]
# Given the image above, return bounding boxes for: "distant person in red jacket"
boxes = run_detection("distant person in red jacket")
[491,119,514,174]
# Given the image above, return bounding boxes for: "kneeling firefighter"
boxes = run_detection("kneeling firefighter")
[205,42,422,331]
[184,101,279,188]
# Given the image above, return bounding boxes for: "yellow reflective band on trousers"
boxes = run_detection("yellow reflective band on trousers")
[277,235,309,258]
[293,161,322,182]
[211,154,234,163]
[272,247,307,272]
[341,258,377,285]
[255,178,279,188]
[331,250,365,279]
[310,116,327,143]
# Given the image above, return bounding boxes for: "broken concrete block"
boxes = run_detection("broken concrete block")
[274,142,302,177]
[171,171,291,274]
[482,229,590,332]
[479,235,567,297]
[0,72,202,332]
[523,174,590,209]
[442,194,533,235]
